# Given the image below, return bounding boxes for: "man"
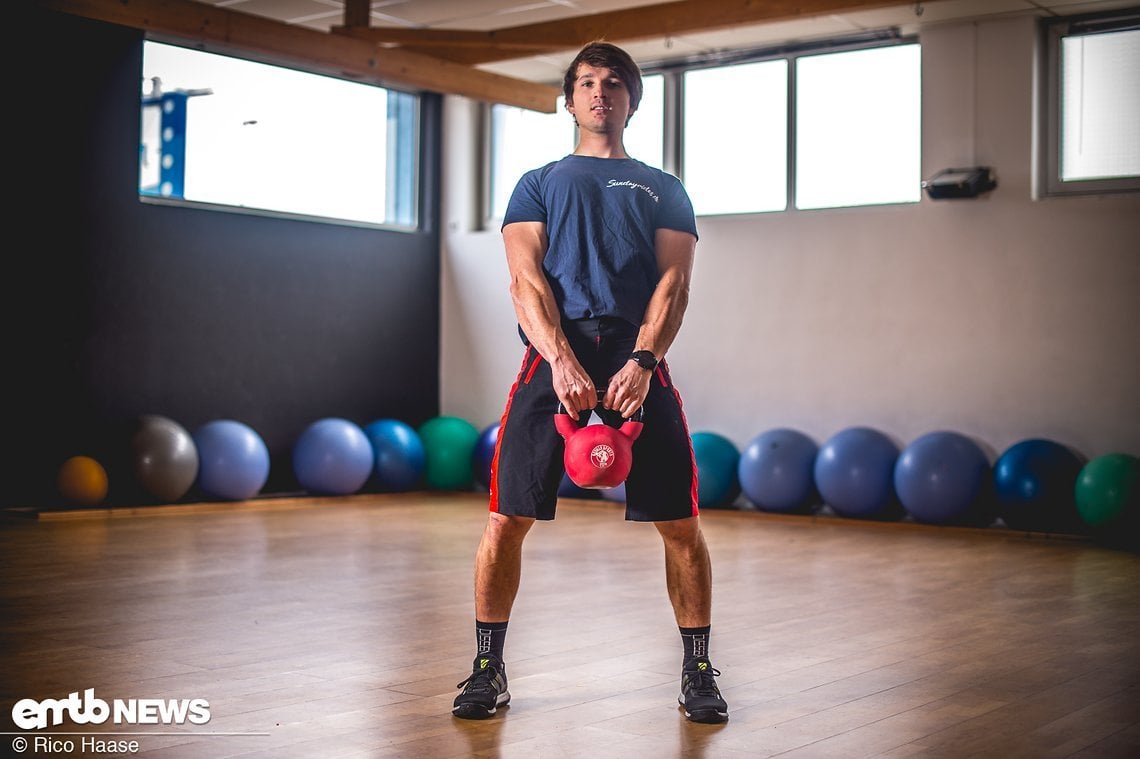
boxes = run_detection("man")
[453,41,728,725]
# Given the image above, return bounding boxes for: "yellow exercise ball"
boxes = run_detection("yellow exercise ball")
[57,455,109,506]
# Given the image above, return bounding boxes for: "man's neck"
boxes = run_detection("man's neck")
[573,131,628,159]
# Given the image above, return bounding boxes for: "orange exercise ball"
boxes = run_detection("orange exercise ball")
[57,455,109,506]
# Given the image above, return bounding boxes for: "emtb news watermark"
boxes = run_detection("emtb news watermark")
[11,688,211,729]
[7,689,213,754]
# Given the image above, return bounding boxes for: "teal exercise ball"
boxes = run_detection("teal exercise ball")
[692,431,740,509]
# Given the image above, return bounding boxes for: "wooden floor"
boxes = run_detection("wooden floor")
[1,494,1138,758]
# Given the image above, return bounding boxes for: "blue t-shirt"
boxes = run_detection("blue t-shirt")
[503,155,697,328]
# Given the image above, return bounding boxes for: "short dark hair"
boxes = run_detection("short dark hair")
[561,41,643,115]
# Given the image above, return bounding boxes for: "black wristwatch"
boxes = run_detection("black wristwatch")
[629,350,658,371]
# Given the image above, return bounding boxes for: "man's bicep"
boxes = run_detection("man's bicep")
[504,222,548,274]
[655,228,696,279]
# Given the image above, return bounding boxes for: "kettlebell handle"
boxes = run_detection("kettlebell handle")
[555,402,644,441]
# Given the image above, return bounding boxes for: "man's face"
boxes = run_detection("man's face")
[566,63,634,132]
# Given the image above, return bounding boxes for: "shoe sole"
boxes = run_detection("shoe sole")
[452,693,510,720]
[678,694,728,724]
[683,707,728,724]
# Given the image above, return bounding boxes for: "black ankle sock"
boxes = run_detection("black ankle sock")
[679,625,711,665]
[476,620,508,660]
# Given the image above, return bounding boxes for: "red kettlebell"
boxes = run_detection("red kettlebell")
[555,403,644,489]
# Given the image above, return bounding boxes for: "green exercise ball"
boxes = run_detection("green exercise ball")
[1075,453,1138,530]
[417,416,480,491]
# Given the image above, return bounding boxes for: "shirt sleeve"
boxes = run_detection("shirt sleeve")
[502,168,547,229]
[656,173,699,240]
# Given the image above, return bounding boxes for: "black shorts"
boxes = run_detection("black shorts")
[489,317,698,522]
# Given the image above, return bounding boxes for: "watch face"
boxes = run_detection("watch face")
[631,351,656,369]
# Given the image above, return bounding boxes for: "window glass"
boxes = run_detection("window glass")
[626,74,665,169]
[140,42,418,228]
[489,98,574,220]
[1060,28,1140,181]
[683,60,789,215]
[796,44,921,210]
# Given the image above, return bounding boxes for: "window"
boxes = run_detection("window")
[140,42,419,228]
[488,98,574,221]
[1043,13,1140,196]
[796,44,921,209]
[486,38,919,218]
[487,74,665,221]
[683,61,789,215]
[625,74,665,170]
[681,42,919,215]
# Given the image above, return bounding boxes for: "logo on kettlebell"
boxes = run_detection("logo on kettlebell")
[590,444,615,469]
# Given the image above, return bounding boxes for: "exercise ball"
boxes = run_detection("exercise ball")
[472,423,500,491]
[418,416,480,491]
[193,420,270,501]
[363,419,425,492]
[1075,453,1138,533]
[293,418,373,496]
[132,415,199,503]
[559,470,600,499]
[738,428,818,513]
[692,432,740,509]
[57,456,109,507]
[814,427,901,519]
[894,431,990,525]
[600,481,627,503]
[994,438,1084,533]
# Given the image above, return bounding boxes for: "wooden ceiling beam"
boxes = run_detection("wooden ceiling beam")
[36,0,561,112]
[339,0,945,65]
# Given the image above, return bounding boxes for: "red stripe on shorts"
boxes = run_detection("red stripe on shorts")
[663,359,699,517]
[489,347,540,513]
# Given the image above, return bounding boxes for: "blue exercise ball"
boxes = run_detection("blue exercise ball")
[814,426,901,519]
[293,418,374,496]
[363,419,425,492]
[472,422,500,492]
[559,470,600,499]
[738,428,818,513]
[132,415,199,503]
[692,432,741,509]
[894,431,991,525]
[193,419,270,501]
[600,481,627,503]
[994,438,1085,534]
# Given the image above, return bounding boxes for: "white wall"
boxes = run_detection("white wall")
[441,16,1140,461]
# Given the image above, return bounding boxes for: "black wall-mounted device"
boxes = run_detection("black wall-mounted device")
[921,167,997,199]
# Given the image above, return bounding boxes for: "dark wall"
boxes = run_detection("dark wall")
[7,8,442,507]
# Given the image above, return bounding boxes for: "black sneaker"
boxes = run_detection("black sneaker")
[678,658,728,723]
[452,655,510,719]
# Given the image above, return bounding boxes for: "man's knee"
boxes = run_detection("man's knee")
[655,515,703,548]
[484,511,535,546]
